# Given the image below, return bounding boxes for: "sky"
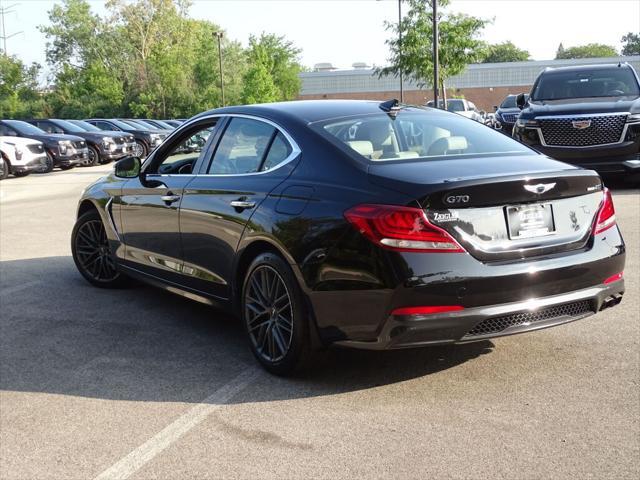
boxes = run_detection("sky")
[2,0,639,71]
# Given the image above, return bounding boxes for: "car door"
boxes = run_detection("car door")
[115,118,219,284]
[179,115,301,299]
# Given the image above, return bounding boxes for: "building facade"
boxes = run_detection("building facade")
[298,56,640,111]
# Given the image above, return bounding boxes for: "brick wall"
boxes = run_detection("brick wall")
[299,85,532,112]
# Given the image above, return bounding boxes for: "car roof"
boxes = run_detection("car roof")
[542,63,633,74]
[192,100,432,125]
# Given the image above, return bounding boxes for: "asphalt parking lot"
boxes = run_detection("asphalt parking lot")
[0,165,638,480]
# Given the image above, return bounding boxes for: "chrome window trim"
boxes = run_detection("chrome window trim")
[535,112,630,148]
[153,113,301,178]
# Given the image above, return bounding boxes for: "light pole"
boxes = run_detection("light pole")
[397,0,403,102]
[432,0,439,108]
[213,31,225,107]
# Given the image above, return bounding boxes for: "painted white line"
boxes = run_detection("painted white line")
[0,280,42,296]
[94,367,260,480]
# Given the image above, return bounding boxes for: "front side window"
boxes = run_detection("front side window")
[155,122,217,175]
[317,110,532,161]
[208,118,276,174]
[532,68,640,100]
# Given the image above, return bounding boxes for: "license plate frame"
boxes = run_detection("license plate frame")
[506,203,556,239]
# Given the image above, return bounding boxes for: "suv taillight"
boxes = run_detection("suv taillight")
[344,204,465,253]
[594,188,616,234]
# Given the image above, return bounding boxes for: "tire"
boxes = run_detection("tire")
[133,140,147,159]
[241,252,312,375]
[60,164,75,170]
[86,145,100,167]
[0,160,8,180]
[40,152,54,173]
[71,209,129,288]
[13,170,30,177]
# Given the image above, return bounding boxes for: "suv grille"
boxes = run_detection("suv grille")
[27,144,44,154]
[539,115,627,147]
[501,113,519,124]
[464,300,594,337]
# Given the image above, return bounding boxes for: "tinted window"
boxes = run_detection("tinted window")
[262,132,292,171]
[156,123,216,175]
[532,68,640,100]
[53,119,86,133]
[0,124,17,136]
[69,120,101,132]
[208,118,275,174]
[500,96,517,108]
[3,120,46,135]
[37,121,63,134]
[447,100,465,112]
[319,111,531,161]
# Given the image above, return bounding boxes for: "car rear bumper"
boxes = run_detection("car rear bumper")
[334,280,624,349]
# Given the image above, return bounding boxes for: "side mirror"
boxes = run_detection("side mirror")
[114,156,141,178]
[516,93,527,110]
[493,105,498,111]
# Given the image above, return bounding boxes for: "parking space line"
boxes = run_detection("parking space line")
[93,367,260,480]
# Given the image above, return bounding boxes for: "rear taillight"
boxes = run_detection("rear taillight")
[344,204,465,253]
[594,188,616,234]
[603,272,623,285]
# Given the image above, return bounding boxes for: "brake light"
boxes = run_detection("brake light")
[603,272,623,285]
[392,305,464,316]
[594,188,616,234]
[344,204,465,253]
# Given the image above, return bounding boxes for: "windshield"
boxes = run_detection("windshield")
[108,119,138,130]
[4,120,46,135]
[532,67,640,100]
[53,119,86,133]
[126,119,158,130]
[317,110,532,162]
[150,120,174,129]
[68,120,101,132]
[499,95,527,108]
[426,99,466,112]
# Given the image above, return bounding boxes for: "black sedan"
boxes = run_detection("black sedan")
[71,100,625,375]
[0,119,88,172]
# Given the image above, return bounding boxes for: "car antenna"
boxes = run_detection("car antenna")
[379,99,401,118]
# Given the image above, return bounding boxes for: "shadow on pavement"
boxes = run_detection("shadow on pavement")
[0,256,494,404]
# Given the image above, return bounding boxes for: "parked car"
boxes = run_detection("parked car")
[66,119,137,157]
[71,100,625,375]
[25,119,131,166]
[0,154,6,180]
[0,120,88,172]
[84,119,167,158]
[513,63,640,181]
[0,136,47,176]
[162,120,184,128]
[140,119,177,130]
[121,119,172,135]
[494,94,527,135]
[426,98,484,122]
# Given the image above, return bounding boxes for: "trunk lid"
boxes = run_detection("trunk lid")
[367,155,604,262]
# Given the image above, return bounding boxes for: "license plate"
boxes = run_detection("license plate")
[506,203,555,239]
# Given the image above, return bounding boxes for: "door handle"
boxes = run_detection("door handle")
[160,194,181,204]
[230,200,256,209]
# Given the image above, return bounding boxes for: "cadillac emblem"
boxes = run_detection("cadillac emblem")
[572,120,592,130]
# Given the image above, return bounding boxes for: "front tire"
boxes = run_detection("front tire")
[86,146,100,166]
[71,210,129,288]
[40,152,54,173]
[133,140,147,158]
[242,253,312,375]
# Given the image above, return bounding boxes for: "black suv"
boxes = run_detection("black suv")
[85,119,167,158]
[513,63,640,180]
[494,94,527,135]
[0,119,88,172]
[26,119,130,166]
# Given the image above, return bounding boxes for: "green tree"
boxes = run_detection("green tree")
[482,41,530,63]
[242,62,280,104]
[556,43,565,58]
[0,56,44,118]
[378,0,488,102]
[555,43,618,59]
[621,32,640,56]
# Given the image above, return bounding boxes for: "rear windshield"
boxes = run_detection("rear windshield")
[532,67,640,100]
[316,111,532,162]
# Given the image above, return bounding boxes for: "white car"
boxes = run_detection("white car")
[426,99,484,122]
[0,136,47,177]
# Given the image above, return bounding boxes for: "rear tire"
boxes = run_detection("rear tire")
[0,160,8,180]
[241,253,313,375]
[71,209,129,288]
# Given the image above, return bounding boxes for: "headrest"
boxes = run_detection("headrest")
[428,136,468,156]
[346,140,374,157]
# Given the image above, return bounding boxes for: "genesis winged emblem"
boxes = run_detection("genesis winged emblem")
[524,182,556,194]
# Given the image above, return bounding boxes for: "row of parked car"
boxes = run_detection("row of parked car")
[0,118,185,179]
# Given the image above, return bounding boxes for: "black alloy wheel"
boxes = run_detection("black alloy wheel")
[133,140,147,158]
[71,210,128,288]
[242,253,311,375]
[86,146,100,167]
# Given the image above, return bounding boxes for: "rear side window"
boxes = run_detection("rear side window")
[532,67,640,100]
[208,118,275,174]
[262,132,292,171]
[317,111,531,161]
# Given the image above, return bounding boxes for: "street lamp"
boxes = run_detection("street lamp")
[432,0,439,108]
[213,31,225,107]
[378,0,403,102]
